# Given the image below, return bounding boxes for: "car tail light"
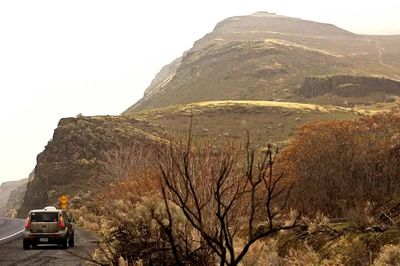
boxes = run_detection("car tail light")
[59,216,65,230]
[24,217,31,229]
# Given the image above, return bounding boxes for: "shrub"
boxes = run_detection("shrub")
[346,201,374,229]
[283,245,320,266]
[91,143,213,265]
[237,239,283,266]
[280,112,400,218]
[92,184,214,265]
[306,212,331,234]
[373,244,400,266]
[283,245,344,266]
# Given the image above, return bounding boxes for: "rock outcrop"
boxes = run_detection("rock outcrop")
[0,178,27,216]
[18,116,169,217]
[298,75,400,98]
[2,182,28,218]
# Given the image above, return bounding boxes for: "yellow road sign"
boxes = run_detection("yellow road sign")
[59,195,68,209]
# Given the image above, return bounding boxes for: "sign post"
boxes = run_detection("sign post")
[59,195,68,209]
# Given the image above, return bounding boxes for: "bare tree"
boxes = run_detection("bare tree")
[158,132,300,266]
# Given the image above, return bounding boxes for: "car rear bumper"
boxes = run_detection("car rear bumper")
[22,230,68,241]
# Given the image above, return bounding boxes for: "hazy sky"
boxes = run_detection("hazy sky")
[0,0,399,184]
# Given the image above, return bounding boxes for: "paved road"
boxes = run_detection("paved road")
[0,217,98,266]
[0,217,25,242]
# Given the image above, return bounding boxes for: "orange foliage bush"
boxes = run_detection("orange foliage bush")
[280,112,400,218]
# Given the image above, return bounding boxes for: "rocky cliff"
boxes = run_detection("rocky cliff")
[298,75,400,98]
[0,180,18,208]
[0,178,27,216]
[18,116,169,217]
[2,182,28,218]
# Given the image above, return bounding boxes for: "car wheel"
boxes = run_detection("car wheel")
[68,234,74,247]
[32,241,37,248]
[23,239,30,250]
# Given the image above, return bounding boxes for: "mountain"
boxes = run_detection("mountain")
[125,12,400,112]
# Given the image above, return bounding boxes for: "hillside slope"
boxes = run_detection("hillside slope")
[131,100,358,146]
[125,12,400,112]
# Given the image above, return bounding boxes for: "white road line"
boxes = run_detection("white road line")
[0,229,24,242]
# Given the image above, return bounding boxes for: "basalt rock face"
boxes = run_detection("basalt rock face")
[18,116,168,217]
[299,75,400,98]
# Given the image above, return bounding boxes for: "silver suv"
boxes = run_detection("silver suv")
[22,206,75,249]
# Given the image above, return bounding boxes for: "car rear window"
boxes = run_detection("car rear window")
[30,212,59,222]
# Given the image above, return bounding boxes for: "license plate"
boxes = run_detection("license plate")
[40,238,48,243]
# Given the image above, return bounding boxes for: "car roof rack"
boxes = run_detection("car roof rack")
[43,206,57,211]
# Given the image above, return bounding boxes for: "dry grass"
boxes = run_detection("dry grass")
[237,239,282,266]
[373,244,400,266]
[265,39,345,58]
[191,100,334,111]
[129,100,357,148]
